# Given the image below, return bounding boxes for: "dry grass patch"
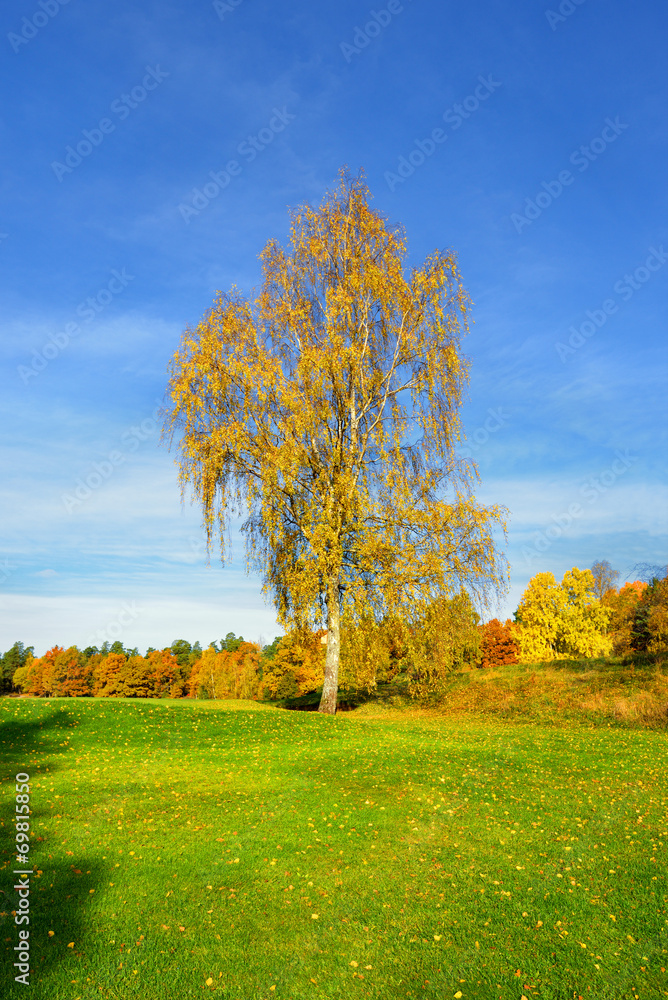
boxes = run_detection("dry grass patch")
[353,653,668,728]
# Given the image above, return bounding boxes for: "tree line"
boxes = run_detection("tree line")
[2,562,665,704]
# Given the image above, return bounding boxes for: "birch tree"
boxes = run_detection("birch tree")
[162,170,507,713]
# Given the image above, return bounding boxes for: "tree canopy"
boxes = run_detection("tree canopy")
[162,169,507,713]
[513,568,612,661]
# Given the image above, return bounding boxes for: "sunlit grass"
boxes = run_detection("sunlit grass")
[1,694,666,999]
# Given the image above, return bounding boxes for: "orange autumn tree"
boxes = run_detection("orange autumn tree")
[92,652,127,697]
[478,618,519,669]
[13,646,91,697]
[148,649,182,697]
[54,647,93,696]
[40,646,63,696]
[163,169,507,714]
[603,580,647,654]
[117,654,157,698]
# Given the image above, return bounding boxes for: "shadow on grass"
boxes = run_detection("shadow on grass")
[271,678,412,713]
[0,702,104,994]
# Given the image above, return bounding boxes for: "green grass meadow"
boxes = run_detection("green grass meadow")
[1,693,667,1000]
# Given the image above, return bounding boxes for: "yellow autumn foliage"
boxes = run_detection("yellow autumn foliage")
[513,567,612,661]
[261,627,326,699]
[163,169,506,712]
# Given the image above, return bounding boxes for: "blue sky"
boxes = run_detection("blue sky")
[1,0,666,656]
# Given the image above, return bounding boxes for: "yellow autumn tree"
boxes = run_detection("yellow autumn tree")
[188,643,262,700]
[163,169,507,713]
[558,567,612,657]
[187,646,220,699]
[337,590,481,698]
[513,567,612,661]
[261,626,326,700]
[512,572,564,661]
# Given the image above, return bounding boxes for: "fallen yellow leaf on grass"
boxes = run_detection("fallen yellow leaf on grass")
[350,961,358,967]
[311,913,319,919]
[48,931,54,937]
[454,992,463,999]
[179,926,186,932]
[434,934,442,941]
[206,978,213,986]
[270,987,276,992]
[67,942,74,948]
